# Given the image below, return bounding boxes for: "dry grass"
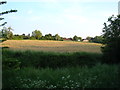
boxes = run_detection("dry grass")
[1,40,102,53]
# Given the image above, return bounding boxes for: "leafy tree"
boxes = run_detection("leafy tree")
[1,27,7,38]
[21,34,26,39]
[54,34,61,41]
[78,37,82,41]
[92,36,103,43]
[73,35,78,41]
[1,27,13,39]
[44,33,53,40]
[27,33,30,39]
[86,36,93,42]
[101,15,120,63]
[13,34,20,40]
[0,1,17,26]
[8,26,13,31]
[7,30,13,39]
[32,30,42,39]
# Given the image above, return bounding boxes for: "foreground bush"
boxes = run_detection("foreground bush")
[102,15,120,63]
[2,64,119,88]
[2,49,102,68]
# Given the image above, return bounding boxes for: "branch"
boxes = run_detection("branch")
[0,18,4,20]
[0,22,7,26]
[0,1,7,5]
[0,10,17,16]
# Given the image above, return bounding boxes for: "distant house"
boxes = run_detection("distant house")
[63,38,73,41]
[82,39,89,42]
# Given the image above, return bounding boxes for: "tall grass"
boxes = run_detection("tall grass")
[2,49,119,88]
[2,49,102,68]
[3,64,119,88]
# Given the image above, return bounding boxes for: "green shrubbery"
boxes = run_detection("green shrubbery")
[2,50,102,68]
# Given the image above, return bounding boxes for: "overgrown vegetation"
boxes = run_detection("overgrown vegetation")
[2,49,102,69]
[2,49,120,88]
[3,64,119,88]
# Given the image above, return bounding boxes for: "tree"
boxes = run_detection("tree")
[92,36,103,43]
[54,34,61,41]
[101,15,120,63]
[1,27,7,38]
[7,30,13,39]
[8,26,13,31]
[73,35,78,41]
[0,1,17,26]
[1,27,13,39]
[32,30,42,39]
[86,36,93,42]
[27,34,30,39]
[44,33,53,40]
[78,37,82,41]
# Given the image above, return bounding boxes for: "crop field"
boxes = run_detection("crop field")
[1,40,102,53]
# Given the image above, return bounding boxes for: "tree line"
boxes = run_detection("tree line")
[0,26,104,43]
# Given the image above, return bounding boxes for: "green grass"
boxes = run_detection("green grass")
[3,64,119,88]
[2,49,120,89]
[2,49,102,69]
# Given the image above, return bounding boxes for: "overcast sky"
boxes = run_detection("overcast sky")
[1,0,119,38]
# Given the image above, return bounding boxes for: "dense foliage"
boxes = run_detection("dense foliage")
[102,15,120,63]
[0,27,13,39]
[73,35,82,41]
[2,50,102,69]
[0,27,104,43]
[32,30,42,39]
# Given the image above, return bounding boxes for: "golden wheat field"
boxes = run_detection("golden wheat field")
[1,40,102,53]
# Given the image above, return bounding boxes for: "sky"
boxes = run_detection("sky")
[0,0,119,38]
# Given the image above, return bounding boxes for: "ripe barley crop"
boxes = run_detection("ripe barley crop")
[1,40,102,53]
